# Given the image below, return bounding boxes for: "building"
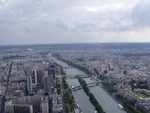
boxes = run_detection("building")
[49,64,56,76]
[5,104,33,113]
[27,76,33,93]
[40,101,49,113]
[12,95,43,113]
[32,69,43,84]
[42,70,50,93]
[34,69,37,85]
[52,95,63,113]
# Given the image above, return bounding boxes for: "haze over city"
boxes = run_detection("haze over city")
[1,0,150,45]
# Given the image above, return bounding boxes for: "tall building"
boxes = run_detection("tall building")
[5,104,13,113]
[37,70,44,83]
[44,70,49,77]
[12,95,43,113]
[52,95,63,113]
[27,76,32,93]
[49,64,56,78]
[5,104,33,113]
[34,69,37,84]
[32,69,43,84]
[42,70,50,93]
[49,64,56,88]
[32,69,44,93]
[14,105,33,113]
[40,100,49,113]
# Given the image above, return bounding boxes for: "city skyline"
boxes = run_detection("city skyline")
[1,43,150,113]
[1,0,150,45]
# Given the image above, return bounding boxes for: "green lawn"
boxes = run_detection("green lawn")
[137,93,149,99]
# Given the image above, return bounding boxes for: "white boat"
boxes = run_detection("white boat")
[94,110,98,113]
[118,104,123,110]
[74,108,80,113]
[72,85,75,89]
[76,100,80,108]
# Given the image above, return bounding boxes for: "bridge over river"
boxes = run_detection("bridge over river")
[72,82,101,92]
[68,75,89,79]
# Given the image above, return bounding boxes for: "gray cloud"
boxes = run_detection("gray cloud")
[1,0,150,45]
[132,0,150,27]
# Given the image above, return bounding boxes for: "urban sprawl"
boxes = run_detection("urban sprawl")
[0,44,150,113]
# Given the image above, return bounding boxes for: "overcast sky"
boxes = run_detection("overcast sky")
[0,0,150,45]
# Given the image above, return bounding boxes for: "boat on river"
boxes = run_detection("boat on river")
[94,110,98,113]
[118,104,123,110]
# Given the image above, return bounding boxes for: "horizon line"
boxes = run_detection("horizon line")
[1,42,150,47]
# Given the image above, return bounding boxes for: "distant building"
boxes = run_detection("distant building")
[107,73,118,85]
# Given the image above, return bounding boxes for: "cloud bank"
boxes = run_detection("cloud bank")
[0,0,150,45]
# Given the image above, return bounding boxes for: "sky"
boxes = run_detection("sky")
[0,0,150,45]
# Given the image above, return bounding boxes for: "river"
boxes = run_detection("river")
[48,54,126,113]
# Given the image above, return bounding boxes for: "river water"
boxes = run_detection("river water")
[49,54,126,113]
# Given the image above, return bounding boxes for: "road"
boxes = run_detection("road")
[1,61,13,113]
